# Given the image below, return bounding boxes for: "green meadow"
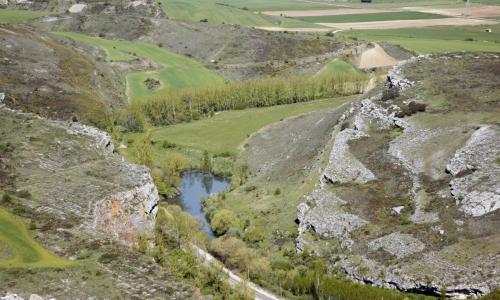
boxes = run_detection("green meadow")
[0,207,73,268]
[317,59,360,76]
[340,25,500,54]
[55,32,224,100]
[158,0,328,28]
[296,11,449,23]
[0,9,50,24]
[125,96,354,155]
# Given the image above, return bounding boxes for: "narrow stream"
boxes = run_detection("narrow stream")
[167,171,231,237]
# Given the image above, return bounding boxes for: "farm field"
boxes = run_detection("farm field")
[125,96,355,155]
[55,32,224,100]
[158,0,327,28]
[0,9,51,24]
[319,17,498,30]
[340,24,500,54]
[0,207,73,268]
[296,11,449,23]
[317,58,360,76]
[215,0,335,11]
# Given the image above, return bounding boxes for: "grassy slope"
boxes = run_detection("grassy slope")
[0,9,50,24]
[340,25,500,54]
[317,59,359,76]
[125,96,354,155]
[55,32,224,100]
[159,0,275,26]
[0,208,73,268]
[296,11,449,23]
[159,0,327,28]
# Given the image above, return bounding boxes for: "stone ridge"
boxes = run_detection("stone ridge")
[1,95,158,246]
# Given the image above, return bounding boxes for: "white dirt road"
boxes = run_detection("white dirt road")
[358,43,398,69]
[195,247,282,300]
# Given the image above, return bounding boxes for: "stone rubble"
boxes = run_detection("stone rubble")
[367,232,426,259]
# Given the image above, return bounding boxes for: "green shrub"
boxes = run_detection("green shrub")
[97,253,117,264]
[1,193,12,203]
[244,185,256,193]
[274,188,281,195]
[211,209,240,235]
[161,140,177,149]
[243,226,264,243]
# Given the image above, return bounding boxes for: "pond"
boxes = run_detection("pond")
[167,171,231,237]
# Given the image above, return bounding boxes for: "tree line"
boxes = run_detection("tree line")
[120,71,368,131]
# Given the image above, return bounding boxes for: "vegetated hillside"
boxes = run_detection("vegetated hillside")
[0,25,124,125]
[300,53,500,296]
[202,52,500,299]
[38,10,356,82]
[0,104,200,298]
[55,31,225,100]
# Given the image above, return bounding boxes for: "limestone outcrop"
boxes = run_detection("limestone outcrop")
[0,98,158,247]
[447,126,500,217]
[295,53,500,298]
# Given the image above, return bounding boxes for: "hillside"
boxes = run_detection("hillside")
[1,0,499,299]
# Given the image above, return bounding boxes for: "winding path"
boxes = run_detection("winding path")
[194,247,282,300]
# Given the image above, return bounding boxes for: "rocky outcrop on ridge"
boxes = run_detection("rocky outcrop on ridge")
[447,125,500,217]
[295,53,500,298]
[0,97,158,246]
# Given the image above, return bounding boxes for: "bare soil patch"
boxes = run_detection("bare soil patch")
[358,43,398,69]
[318,17,499,30]
[262,8,393,17]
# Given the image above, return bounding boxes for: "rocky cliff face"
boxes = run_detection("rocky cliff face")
[0,97,158,246]
[295,53,500,298]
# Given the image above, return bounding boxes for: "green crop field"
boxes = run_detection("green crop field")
[296,11,449,23]
[0,207,73,268]
[159,0,275,26]
[158,0,329,28]
[55,32,224,100]
[0,9,50,24]
[215,0,335,11]
[340,25,500,54]
[125,96,354,155]
[317,59,360,76]
[340,0,485,8]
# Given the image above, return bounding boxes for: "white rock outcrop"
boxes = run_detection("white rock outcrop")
[323,129,376,184]
[68,3,86,13]
[447,126,500,217]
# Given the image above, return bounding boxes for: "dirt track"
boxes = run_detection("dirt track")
[262,8,393,17]
[318,17,499,30]
[358,43,398,69]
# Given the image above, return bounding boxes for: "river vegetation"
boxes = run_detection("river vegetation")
[148,205,254,299]
[121,71,368,131]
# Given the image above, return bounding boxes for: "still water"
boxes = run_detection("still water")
[168,171,231,236]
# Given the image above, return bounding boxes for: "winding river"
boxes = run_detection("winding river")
[168,171,231,236]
